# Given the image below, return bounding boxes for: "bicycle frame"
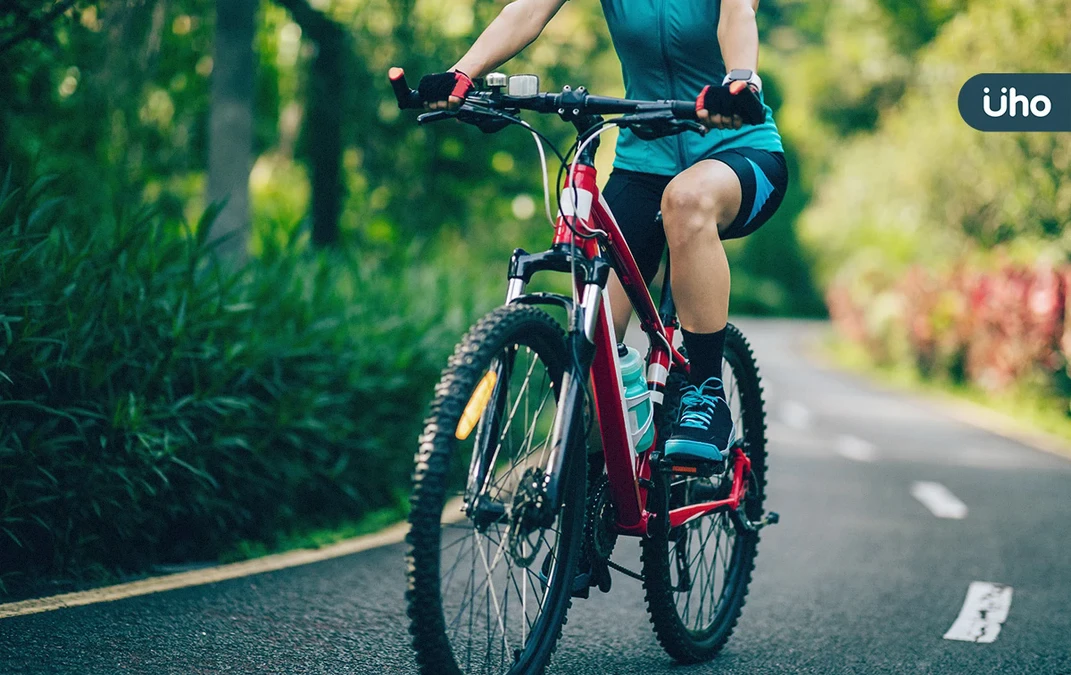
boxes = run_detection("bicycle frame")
[506,147,754,538]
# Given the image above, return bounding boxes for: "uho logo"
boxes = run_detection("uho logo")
[982,87,1052,118]
[959,74,1070,132]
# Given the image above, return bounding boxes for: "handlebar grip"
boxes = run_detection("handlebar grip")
[671,100,698,121]
[389,67,423,110]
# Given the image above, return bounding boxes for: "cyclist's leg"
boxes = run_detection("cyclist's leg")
[660,160,740,340]
[660,149,787,461]
[662,148,788,374]
[601,169,673,337]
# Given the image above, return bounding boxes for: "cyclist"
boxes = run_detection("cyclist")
[418,0,787,469]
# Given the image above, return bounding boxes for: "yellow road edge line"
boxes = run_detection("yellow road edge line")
[0,521,410,620]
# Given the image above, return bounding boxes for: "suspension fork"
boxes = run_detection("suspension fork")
[464,275,533,513]
[465,346,515,512]
[538,283,601,526]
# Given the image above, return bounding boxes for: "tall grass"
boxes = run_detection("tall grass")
[0,171,493,596]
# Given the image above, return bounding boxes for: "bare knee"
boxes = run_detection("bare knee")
[661,179,721,248]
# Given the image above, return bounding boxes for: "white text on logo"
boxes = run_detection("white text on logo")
[984,87,1052,118]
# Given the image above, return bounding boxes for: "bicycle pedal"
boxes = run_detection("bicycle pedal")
[740,511,781,533]
[597,573,612,594]
[659,457,723,479]
[571,570,592,598]
[593,562,612,594]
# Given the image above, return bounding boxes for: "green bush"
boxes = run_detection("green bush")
[798,0,1071,288]
[0,172,491,596]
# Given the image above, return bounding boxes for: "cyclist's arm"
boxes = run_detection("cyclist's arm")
[451,0,568,78]
[717,0,759,76]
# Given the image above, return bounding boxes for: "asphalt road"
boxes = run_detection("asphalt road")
[3,319,1071,674]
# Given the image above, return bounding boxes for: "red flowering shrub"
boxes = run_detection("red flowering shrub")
[830,260,1070,397]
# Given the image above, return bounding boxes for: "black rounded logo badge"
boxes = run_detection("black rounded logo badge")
[958,73,1071,132]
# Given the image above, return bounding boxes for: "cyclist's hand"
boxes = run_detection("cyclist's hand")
[695,82,764,130]
[417,71,474,110]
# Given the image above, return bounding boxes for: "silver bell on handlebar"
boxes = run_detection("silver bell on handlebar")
[508,74,539,98]
[483,72,540,97]
[484,72,508,89]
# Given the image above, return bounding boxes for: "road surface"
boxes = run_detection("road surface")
[3,320,1070,674]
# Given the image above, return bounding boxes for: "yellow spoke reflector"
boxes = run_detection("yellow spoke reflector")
[456,370,499,440]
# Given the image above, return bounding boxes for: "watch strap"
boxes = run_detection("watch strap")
[722,70,762,93]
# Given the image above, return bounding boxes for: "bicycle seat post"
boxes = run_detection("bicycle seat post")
[657,246,678,330]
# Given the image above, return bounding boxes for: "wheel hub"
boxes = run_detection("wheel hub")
[508,467,550,567]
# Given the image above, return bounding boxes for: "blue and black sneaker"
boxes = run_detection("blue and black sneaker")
[663,377,735,472]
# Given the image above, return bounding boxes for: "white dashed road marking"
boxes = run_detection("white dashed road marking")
[779,401,812,430]
[911,481,969,519]
[836,435,878,462]
[944,582,1013,643]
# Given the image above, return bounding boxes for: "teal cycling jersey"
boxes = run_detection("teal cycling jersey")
[599,0,784,175]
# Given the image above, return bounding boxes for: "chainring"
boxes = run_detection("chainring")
[584,474,618,565]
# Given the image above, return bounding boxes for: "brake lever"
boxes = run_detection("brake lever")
[418,103,514,134]
[679,120,708,135]
[417,110,458,125]
[461,108,512,134]
[616,112,707,141]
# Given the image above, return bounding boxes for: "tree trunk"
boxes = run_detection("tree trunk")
[207,0,257,261]
[307,25,344,247]
[273,0,346,248]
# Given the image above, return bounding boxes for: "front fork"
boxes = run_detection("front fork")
[537,283,601,527]
[465,270,602,528]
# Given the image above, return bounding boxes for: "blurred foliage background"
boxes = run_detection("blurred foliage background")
[1,0,1068,597]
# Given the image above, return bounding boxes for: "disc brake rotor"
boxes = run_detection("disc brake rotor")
[508,467,549,567]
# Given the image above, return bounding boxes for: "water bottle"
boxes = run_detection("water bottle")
[618,343,655,453]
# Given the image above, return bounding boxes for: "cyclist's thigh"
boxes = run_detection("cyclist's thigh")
[705,148,789,240]
[661,159,744,235]
[602,169,673,285]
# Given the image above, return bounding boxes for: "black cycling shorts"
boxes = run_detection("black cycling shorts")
[601,148,789,285]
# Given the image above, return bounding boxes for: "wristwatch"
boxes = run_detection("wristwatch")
[723,69,762,93]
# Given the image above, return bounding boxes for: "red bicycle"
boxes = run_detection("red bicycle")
[392,69,779,675]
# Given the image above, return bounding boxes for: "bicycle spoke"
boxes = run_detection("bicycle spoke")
[497,351,540,448]
[491,384,552,493]
[703,523,726,625]
[687,520,718,629]
[670,499,740,634]
[521,373,551,461]
[442,533,474,593]
[429,331,568,674]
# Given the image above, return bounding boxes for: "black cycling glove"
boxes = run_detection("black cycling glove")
[417,71,474,104]
[696,82,765,125]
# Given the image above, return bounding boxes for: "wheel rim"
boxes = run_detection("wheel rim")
[437,344,568,674]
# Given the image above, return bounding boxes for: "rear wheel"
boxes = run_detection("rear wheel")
[641,323,768,663]
[406,304,586,675]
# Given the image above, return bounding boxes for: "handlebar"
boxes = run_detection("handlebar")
[387,67,699,122]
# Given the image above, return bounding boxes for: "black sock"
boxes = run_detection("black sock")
[681,327,726,393]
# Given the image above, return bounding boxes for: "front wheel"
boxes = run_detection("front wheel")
[406,304,587,675]
[641,323,768,663]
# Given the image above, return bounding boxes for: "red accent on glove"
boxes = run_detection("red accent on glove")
[696,85,711,114]
[451,71,474,100]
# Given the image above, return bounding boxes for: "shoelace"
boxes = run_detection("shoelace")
[678,377,726,429]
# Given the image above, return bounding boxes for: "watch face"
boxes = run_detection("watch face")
[728,69,754,81]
